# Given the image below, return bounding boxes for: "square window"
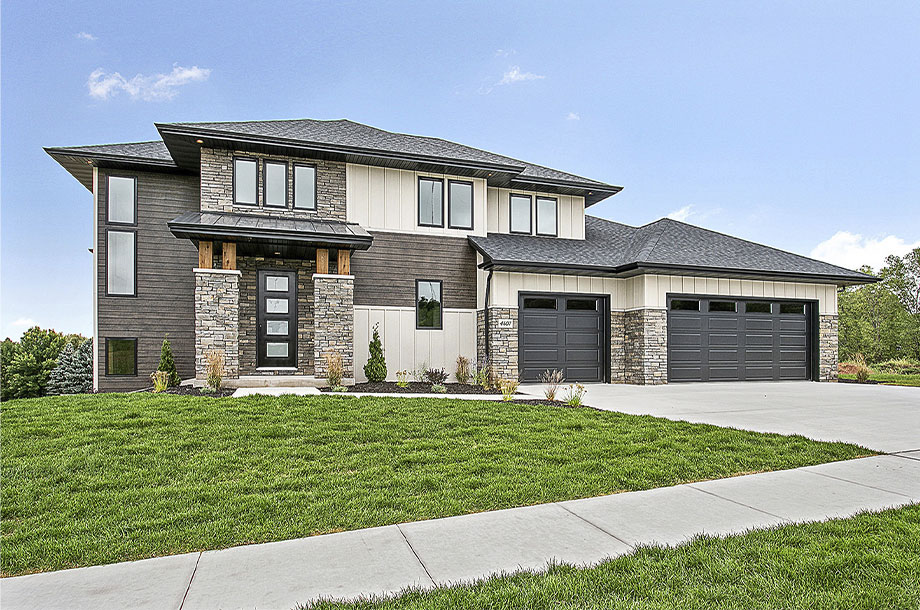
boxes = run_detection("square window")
[234,158,257,205]
[264,161,287,207]
[448,180,473,230]
[107,176,136,224]
[416,280,442,329]
[266,342,289,357]
[106,338,136,375]
[107,230,135,296]
[294,165,316,209]
[536,197,557,236]
[266,298,289,314]
[266,320,289,335]
[265,275,289,292]
[510,194,532,234]
[418,177,443,227]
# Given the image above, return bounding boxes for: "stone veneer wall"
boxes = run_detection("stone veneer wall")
[238,256,318,376]
[819,314,839,381]
[313,275,355,381]
[610,311,627,382]
[479,307,518,380]
[624,309,667,385]
[194,269,240,380]
[200,147,346,220]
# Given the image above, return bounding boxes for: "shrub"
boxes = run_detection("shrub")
[2,327,72,400]
[325,353,344,388]
[46,338,93,396]
[150,370,169,393]
[424,368,448,385]
[498,377,519,401]
[158,335,181,387]
[540,369,564,401]
[395,370,410,388]
[431,384,447,393]
[474,361,493,390]
[874,359,920,375]
[363,323,387,382]
[855,365,871,383]
[205,350,225,391]
[455,355,471,384]
[563,383,587,407]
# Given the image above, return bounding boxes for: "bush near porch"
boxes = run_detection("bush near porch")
[1,394,872,576]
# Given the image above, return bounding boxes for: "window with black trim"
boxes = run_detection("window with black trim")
[106,338,137,376]
[448,180,473,230]
[107,176,136,224]
[416,280,442,329]
[780,303,805,315]
[567,298,597,311]
[709,301,737,312]
[418,177,443,227]
[523,297,556,309]
[510,194,532,234]
[263,160,288,208]
[745,302,771,314]
[233,158,258,205]
[294,164,316,210]
[536,197,557,236]
[670,299,700,311]
[107,230,135,296]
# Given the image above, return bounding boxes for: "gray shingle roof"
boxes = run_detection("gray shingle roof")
[163,118,614,188]
[46,140,174,163]
[469,216,876,283]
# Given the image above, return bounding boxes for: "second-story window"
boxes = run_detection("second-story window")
[107,176,136,224]
[448,180,473,230]
[510,194,532,234]
[536,196,557,236]
[294,164,316,210]
[264,160,288,208]
[418,177,443,227]
[234,158,258,205]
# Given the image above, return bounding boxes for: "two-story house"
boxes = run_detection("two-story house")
[46,119,873,392]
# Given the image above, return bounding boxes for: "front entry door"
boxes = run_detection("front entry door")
[257,270,297,368]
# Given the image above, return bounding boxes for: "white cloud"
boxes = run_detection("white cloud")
[667,205,694,222]
[498,66,545,85]
[87,64,210,101]
[494,49,516,57]
[810,231,920,272]
[565,112,580,121]
[5,318,36,339]
[76,31,97,41]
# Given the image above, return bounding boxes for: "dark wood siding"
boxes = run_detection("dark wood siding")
[351,232,477,308]
[97,169,199,391]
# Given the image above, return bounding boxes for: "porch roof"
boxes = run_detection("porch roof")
[167,211,374,251]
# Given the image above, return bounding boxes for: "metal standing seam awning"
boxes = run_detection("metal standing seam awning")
[167,211,373,257]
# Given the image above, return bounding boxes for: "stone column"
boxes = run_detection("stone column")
[313,274,354,382]
[610,310,627,382]
[486,307,518,380]
[819,314,839,381]
[624,308,668,385]
[194,268,240,381]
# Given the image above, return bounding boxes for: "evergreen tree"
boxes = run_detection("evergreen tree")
[45,343,74,396]
[45,338,93,396]
[4,327,68,399]
[158,335,181,387]
[363,323,387,382]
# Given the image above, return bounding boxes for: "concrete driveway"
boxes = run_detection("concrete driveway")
[522,381,919,453]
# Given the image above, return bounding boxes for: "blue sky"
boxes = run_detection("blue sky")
[2,1,918,339]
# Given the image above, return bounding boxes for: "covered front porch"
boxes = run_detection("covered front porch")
[168,211,373,387]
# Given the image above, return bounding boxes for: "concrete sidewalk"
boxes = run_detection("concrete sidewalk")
[4,453,918,610]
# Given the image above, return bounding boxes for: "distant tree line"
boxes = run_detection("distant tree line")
[1,328,92,400]
[838,247,920,363]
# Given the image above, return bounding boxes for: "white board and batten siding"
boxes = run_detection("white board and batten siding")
[486,187,586,239]
[482,271,839,315]
[354,306,478,383]
[346,164,488,237]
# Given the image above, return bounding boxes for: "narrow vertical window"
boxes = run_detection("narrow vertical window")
[418,177,443,227]
[294,164,316,209]
[264,160,287,208]
[107,230,135,296]
[233,158,257,205]
[416,280,443,329]
[448,180,473,230]
[510,194,532,234]
[536,197,557,236]
[107,176,136,224]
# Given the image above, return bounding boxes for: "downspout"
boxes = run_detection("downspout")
[483,269,493,364]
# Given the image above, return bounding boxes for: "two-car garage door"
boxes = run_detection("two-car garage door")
[668,296,811,382]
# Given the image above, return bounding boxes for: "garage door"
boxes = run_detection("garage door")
[519,294,606,382]
[668,296,810,382]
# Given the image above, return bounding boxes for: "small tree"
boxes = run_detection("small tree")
[363,323,387,382]
[46,338,93,396]
[157,335,181,387]
[3,327,69,399]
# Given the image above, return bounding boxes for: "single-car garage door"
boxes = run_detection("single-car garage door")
[519,293,607,382]
[668,296,811,382]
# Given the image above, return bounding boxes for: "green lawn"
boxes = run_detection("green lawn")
[305,505,920,610]
[1,394,872,576]
[839,373,920,387]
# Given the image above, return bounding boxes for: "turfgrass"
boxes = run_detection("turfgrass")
[839,373,920,387]
[304,505,920,610]
[1,394,872,576]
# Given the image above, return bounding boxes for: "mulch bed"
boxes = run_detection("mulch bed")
[838,378,881,385]
[144,386,237,397]
[322,381,501,394]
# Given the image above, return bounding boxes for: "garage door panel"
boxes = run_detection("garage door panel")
[565,332,600,347]
[745,333,774,346]
[565,349,602,362]
[669,366,703,381]
[670,349,702,362]
[522,314,562,330]
[745,318,775,331]
[780,333,807,347]
[780,318,807,331]
[709,333,739,346]
[709,349,739,363]
[522,331,558,346]
[565,366,602,380]
[670,332,702,347]
[708,317,739,330]
[565,316,601,330]
[745,349,775,362]
[520,294,605,383]
[670,316,702,330]
[522,348,560,362]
